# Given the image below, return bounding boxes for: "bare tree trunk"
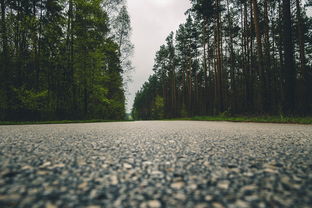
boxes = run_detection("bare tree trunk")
[213,25,218,114]
[252,0,265,113]
[248,0,255,113]
[66,0,76,115]
[296,0,306,77]
[172,68,176,117]
[1,0,9,118]
[207,31,212,114]
[216,0,223,113]
[282,0,296,114]
[1,0,8,65]
[242,2,249,112]
[263,0,272,112]
[203,38,208,113]
[295,0,308,114]
[227,0,236,113]
[203,20,208,114]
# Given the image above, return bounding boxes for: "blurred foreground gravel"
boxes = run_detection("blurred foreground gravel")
[0,121,312,208]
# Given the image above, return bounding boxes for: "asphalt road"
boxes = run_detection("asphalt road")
[0,121,312,208]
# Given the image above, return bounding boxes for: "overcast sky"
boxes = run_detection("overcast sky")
[125,1,311,113]
[126,0,191,113]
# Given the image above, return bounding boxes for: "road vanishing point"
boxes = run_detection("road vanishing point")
[0,121,312,208]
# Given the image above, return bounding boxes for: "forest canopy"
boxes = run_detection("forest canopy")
[133,0,312,120]
[0,0,133,121]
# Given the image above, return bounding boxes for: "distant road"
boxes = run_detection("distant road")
[0,121,311,207]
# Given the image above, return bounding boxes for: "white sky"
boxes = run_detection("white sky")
[126,0,191,113]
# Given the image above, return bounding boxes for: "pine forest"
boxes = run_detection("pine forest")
[133,0,312,120]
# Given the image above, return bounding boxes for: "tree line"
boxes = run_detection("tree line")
[0,0,132,121]
[133,0,312,120]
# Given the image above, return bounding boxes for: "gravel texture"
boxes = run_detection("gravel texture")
[0,121,312,208]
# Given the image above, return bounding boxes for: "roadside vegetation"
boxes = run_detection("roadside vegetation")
[132,0,312,121]
[0,119,135,126]
[0,0,133,122]
[173,116,312,125]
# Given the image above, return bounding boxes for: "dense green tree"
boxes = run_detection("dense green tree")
[111,4,134,88]
[0,0,129,121]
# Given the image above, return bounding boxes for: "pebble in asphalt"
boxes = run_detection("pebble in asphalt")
[0,121,312,208]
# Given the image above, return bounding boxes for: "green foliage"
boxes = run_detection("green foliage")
[0,119,133,126]
[13,88,48,112]
[0,0,128,121]
[186,116,312,125]
[180,104,188,118]
[132,75,160,120]
[0,89,7,120]
[152,96,165,120]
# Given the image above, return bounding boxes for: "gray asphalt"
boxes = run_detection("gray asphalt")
[0,121,312,208]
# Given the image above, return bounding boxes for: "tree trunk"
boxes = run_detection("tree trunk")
[216,0,223,113]
[1,0,8,66]
[282,0,296,114]
[252,0,265,113]
[263,0,272,112]
[296,0,306,77]
[227,0,236,113]
[172,69,176,117]
[248,0,255,113]
[1,0,9,118]
[203,20,209,114]
[295,0,308,114]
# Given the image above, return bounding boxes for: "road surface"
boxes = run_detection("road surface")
[0,121,312,208]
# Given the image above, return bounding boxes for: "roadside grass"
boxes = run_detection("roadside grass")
[171,116,312,124]
[0,119,131,125]
[2,116,311,125]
